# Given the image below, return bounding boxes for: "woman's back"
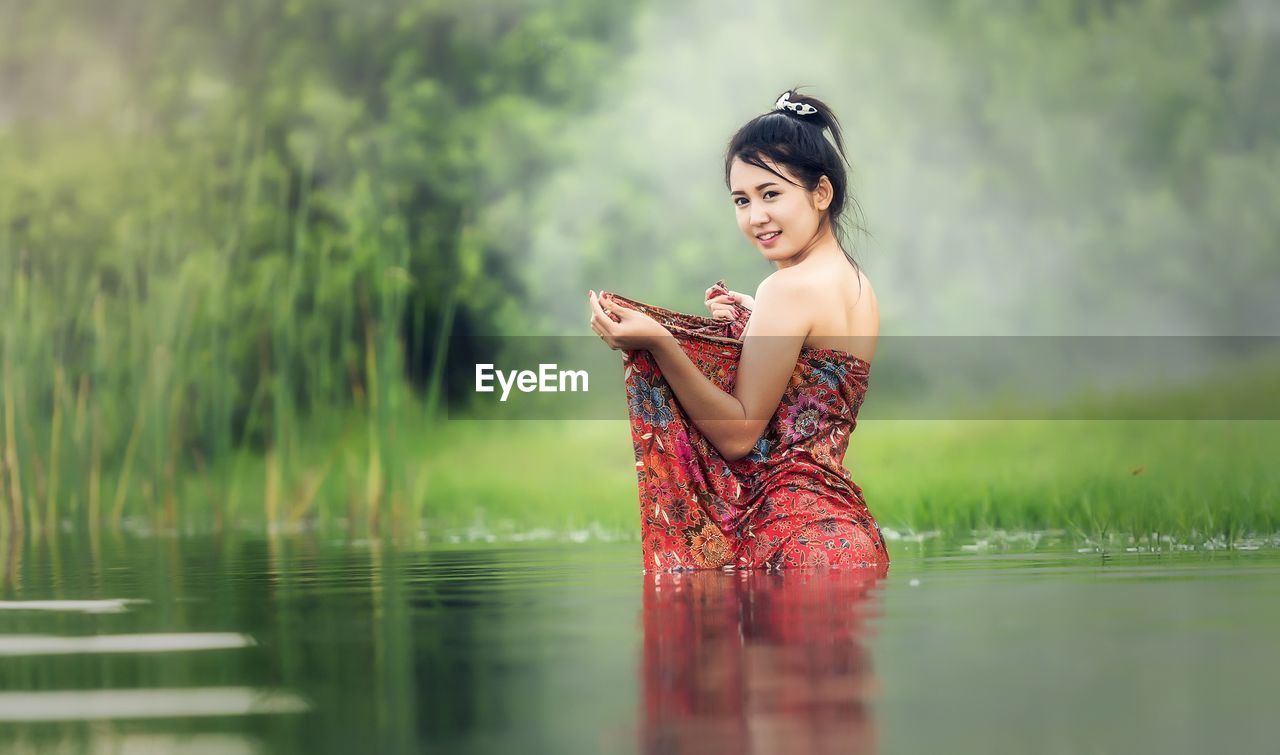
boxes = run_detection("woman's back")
[744,262,879,364]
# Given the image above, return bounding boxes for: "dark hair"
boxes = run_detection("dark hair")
[723,87,867,276]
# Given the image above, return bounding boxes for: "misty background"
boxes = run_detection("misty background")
[514,0,1279,338]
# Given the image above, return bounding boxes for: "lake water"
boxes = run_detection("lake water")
[1,535,1275,754]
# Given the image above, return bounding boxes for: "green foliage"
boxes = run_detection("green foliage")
[0,0,638,533]
[1,0,1275,538]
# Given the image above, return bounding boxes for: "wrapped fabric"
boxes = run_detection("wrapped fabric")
[606,280,890,572]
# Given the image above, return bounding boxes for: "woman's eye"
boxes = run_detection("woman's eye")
[733,192,776,206]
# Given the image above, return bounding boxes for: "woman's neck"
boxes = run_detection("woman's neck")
[775,228,843,270]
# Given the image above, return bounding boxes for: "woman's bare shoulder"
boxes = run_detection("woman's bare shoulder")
[753,263,878,326]
[752,267,811,302]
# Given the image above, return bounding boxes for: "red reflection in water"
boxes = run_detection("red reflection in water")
[639,565,887,754]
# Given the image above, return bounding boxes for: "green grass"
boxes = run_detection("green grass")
[167,406,1278,549]
[6,315,1279,547]
[854,419,1278,546]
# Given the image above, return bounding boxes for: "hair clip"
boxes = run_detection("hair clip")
[774,92,818,116]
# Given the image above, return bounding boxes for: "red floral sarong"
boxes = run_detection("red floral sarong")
[607,280,889,572]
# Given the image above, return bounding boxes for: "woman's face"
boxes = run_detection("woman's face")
[729,157,831,263]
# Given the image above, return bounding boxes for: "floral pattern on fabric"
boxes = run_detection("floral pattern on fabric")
[608,280,890,572]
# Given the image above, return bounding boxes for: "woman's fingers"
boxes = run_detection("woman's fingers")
[588,291,619,349]
[593,308,616,327]
[589,316,615,348]
[589,290,619,324]
[602,294,630,321]
[707,291,737,319]
[706,294,738,312]
[591,321,617,348]
[588,291,608,324]
[588,292,605,331]
[706,294,733,319]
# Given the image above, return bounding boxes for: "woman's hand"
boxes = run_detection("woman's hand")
[588,290,673,351]
[704,286,755,320]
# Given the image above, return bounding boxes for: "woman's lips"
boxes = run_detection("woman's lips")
[757,231,781,247]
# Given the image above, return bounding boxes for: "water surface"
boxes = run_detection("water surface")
[1,535,1275,753]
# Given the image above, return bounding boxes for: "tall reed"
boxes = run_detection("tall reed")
[0,117,427,539]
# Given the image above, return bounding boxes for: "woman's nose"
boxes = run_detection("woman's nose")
[750,205,770,225]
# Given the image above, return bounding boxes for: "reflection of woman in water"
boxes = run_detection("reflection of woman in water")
[588,89,888,571]
[639,567,885,754]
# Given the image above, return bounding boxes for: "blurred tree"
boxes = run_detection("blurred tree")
[0,0,637,524]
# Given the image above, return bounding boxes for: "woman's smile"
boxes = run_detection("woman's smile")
[756,230,782,247]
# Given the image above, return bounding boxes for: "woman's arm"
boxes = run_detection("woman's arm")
[649,273,810,461]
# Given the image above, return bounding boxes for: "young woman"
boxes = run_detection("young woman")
[587,89,888,572]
